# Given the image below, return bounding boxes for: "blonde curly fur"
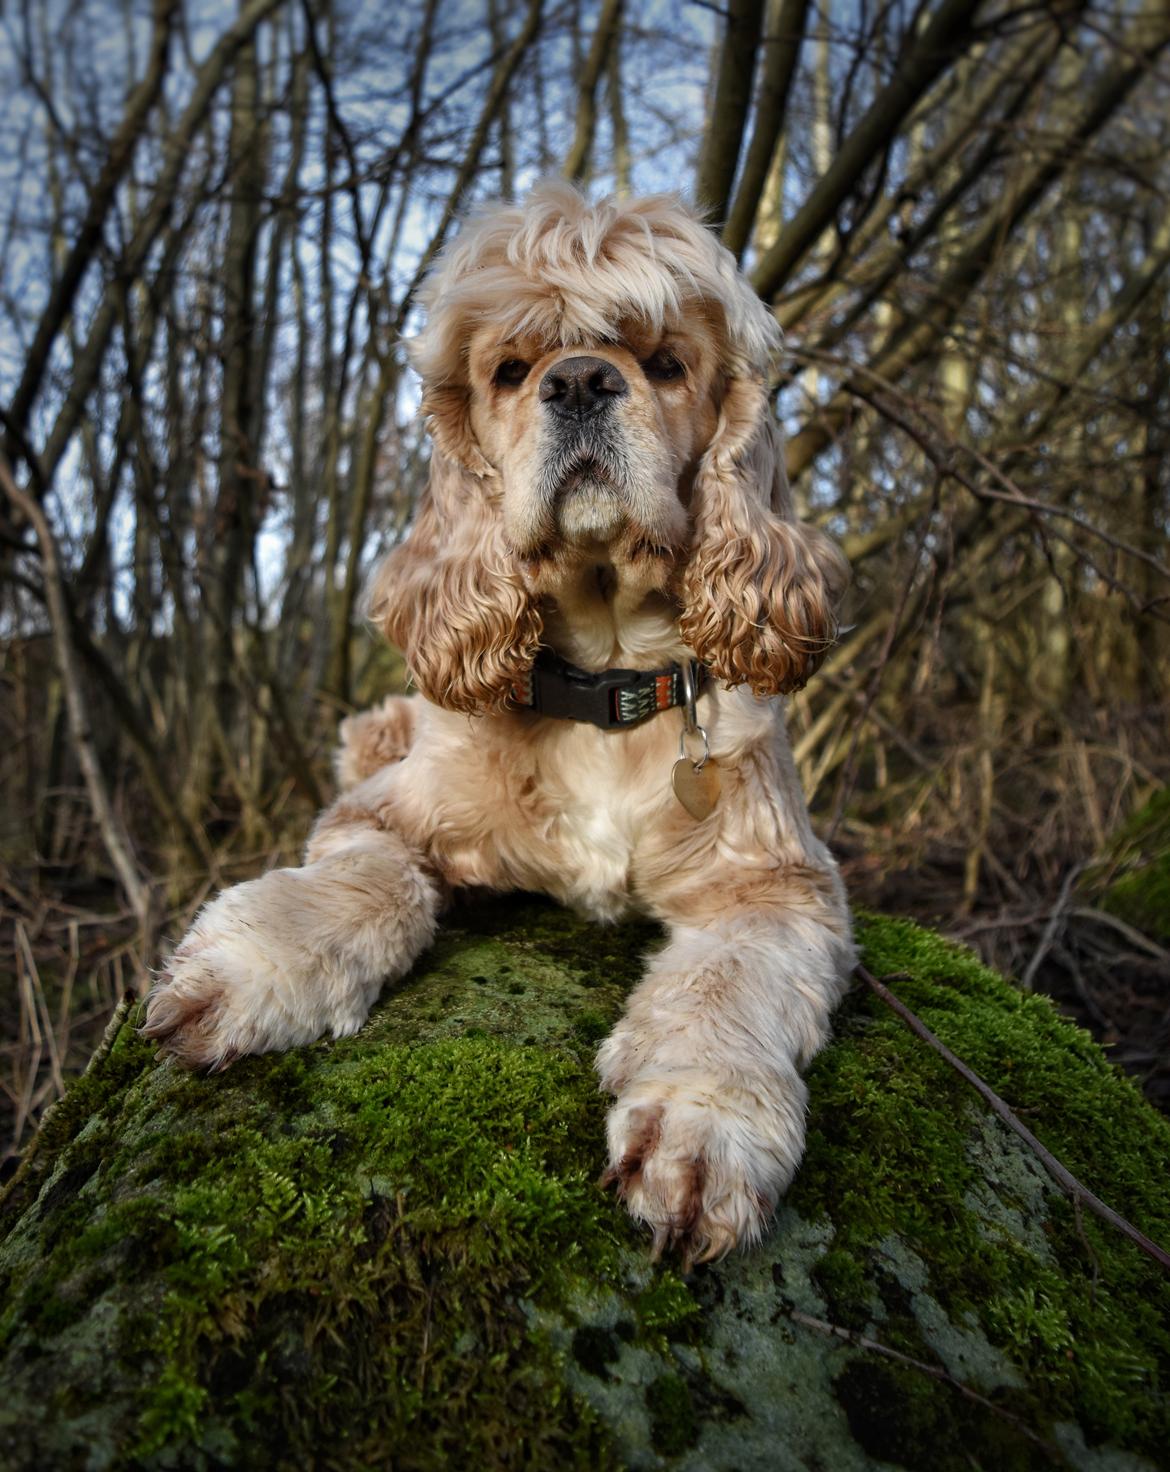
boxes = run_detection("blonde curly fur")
[411,180,780,386]
[145,184,855,1266]
[681,378,850,695]
[368,452,543,713]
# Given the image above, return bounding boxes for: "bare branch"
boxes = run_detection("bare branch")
[753,0,985,300]
[563,0,623,183]
[722,0,811,257]
[4,0,178,457]
[695,0,767,220]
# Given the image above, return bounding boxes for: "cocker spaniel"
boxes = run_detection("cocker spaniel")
[145,183,854,1263]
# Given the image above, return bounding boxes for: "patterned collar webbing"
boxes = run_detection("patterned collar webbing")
[510,648,708,731]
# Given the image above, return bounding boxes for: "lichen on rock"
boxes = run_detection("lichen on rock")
[0,894,1168,1470]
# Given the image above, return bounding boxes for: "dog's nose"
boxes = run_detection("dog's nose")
[539,356,628,418]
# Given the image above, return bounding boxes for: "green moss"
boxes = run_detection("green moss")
[812,1247,871,1332]
[790,911,1170,1460]
[0,896,635,1469]
[106,1034,628,1464]
[634,1271,701,1335]
[1,894,1168,1469]
[1094,787,1170,940]
[645,1373,697,1455]
[834,1356,1048,1472]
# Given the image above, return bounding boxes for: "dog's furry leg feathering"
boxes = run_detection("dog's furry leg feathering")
[598,904,852,1263]
[142,816,441,1070]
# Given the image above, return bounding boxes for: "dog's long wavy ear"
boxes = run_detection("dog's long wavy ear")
[368,443,542,715]
[680,377,849,695]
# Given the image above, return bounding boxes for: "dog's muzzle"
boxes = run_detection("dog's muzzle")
[539,356,628,422]
[536,357,631,540]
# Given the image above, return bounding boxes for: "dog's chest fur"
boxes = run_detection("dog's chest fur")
[374,567,797,921]
[386,683,786,924]
[534,719,665,920]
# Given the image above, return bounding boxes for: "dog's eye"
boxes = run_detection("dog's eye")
[494,358,530,388]
[643,349,685,382]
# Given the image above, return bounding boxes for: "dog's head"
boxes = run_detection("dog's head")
[371,182,848,713]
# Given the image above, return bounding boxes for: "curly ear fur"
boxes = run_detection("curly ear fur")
[368,450,542,714]
[680,379,849,696]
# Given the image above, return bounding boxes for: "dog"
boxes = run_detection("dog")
[144,183,854,1263]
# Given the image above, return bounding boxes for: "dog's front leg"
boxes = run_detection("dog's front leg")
[597,899,854,1263]
[144,780,441,1070]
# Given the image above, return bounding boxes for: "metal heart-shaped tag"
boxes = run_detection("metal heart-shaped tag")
[671,758,721,820]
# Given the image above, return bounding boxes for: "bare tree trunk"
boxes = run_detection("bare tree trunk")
[489,0,517,197]
[723,0,809,258]
[562,0,622,183]
[753,0,984,300]
[695,0,766,221]
[1132,289,1168,705]
[324,354,401,702]
[194,19,267,798]
[607,23,631,196]
[3,0,177,469]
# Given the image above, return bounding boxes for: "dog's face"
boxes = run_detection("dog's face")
[464,314,722,556]
[371,184,849,714]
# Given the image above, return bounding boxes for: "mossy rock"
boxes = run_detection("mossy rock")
[1,894,1169,1470]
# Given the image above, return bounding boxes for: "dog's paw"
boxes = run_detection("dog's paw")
[142,877,364,1070]
[335,696,416,788]
[601,1069,806,1266]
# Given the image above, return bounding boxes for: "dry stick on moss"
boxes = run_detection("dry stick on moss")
[856,965,1170,1275]
[789,1310,1059,1459]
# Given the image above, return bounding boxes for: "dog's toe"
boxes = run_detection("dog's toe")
[142,966,236,1071]
[604,1072,797,1265]
[600,1105,662,1194]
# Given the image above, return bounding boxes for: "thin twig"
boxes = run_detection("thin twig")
[57,919,80,1057]
[789,1309,1059,1459]
[1069,907,1170,964]
[11,947,43,1154]
[1020,861,1088,992]
[15,920,64,1099]
[827,495,938,841]
[856,965,1170,1275]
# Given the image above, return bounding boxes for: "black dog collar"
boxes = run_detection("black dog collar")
[511,648,708,730]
